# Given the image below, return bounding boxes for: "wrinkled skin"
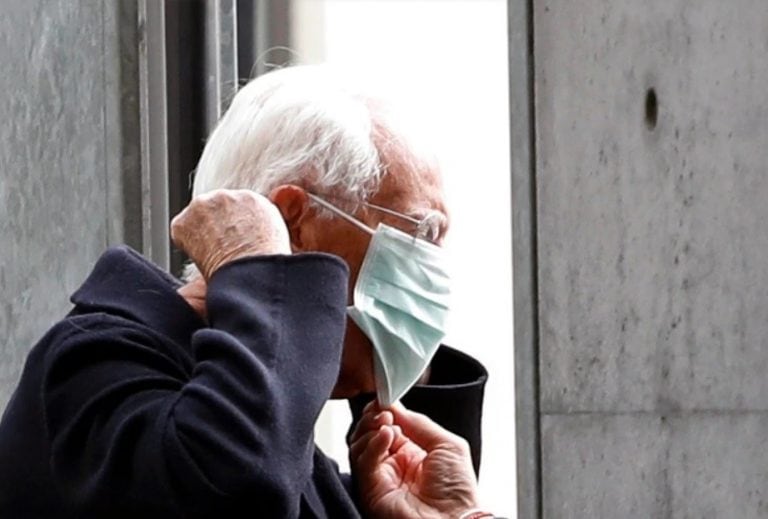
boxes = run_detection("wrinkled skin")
[348,402,480,518]
[170,155,483,517]
[176,155,448,398]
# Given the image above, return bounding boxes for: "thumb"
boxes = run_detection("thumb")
[390,403,466,452]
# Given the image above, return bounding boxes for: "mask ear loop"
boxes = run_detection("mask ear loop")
[306,193,376,235]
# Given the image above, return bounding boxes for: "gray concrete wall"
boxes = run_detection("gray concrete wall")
[0,1,140,409]
[523,0,768,517]
[509,0,541,516]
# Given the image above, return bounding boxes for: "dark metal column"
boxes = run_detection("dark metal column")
[163,0,292,276]
[237,0,292,80]
[165,0,206,275]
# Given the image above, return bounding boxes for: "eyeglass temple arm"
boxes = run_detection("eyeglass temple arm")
[361,202,423,226]
[306,193,376,235]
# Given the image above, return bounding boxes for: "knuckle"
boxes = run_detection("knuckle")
[170,214,185,233]
[243,191,264,207]
[209,191,227,204]
[451,435,471,454]
[194,192,214,204]
[206,189,231,204]
[228,189,258,208]
[186,198,208,215]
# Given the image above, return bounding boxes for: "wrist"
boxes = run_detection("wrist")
[207,243,290,277]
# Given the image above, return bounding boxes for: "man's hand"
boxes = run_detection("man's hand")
[349,402,481,519]
[171,189,291,280]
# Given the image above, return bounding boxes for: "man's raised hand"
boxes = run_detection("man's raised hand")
[171,189,291,280]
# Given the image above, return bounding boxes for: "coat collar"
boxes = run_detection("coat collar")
[70,245,205,347]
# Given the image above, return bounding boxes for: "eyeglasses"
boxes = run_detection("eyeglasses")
[306,193,444,244]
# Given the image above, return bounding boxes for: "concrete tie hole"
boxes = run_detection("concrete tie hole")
[645,87,659,130]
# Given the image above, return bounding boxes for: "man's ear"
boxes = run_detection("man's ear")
[269,184,311,250]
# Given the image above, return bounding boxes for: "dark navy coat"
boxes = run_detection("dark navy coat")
[0,246,487,518]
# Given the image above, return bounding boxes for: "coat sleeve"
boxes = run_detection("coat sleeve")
[43,254,348,517]
[348,346,488,476]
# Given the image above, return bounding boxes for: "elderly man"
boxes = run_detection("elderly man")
[0,65,494,518]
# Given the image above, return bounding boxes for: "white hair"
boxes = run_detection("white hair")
[192,65,383,203]
[182,64,437,280]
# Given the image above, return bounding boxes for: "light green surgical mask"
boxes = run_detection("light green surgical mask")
[307,194,451,407]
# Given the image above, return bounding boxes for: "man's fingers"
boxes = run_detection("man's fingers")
[349,429,376,462]
[363,399,380,415]
[354,425,394,475]
[349,410,393,445]
[390,403,469,454]
[352,423,423,463]
[389,425,411,453]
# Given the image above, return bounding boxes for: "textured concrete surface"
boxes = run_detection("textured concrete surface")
[508,1,540,517]
[536,0,768,414]
[0,1,113,408]
[668,413,768,518]
[542,413,768,518]
[530,0,768,516]
[541,414,670,519]
[104,0,143,252]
